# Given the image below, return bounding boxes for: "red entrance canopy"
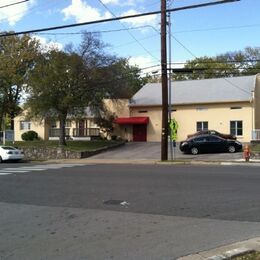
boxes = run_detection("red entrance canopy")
[114,117,149,125]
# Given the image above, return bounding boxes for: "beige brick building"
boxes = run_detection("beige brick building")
[14,75,260,143]
[113,74,260,142]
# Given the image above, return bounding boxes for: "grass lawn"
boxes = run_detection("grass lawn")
[6,140,123,152]
[232,251,260,259]
[250,144,260,152]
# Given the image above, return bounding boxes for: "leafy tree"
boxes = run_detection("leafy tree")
[78,32,145,99]
[172,47,260,80]
[27,33,145,146]
[94,109,116,139]
[27,50,90,146]
[0,33,40,130]
[93,58,147,99]
[219,47,260,76]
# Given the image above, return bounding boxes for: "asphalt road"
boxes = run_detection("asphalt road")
[1,163,260,259]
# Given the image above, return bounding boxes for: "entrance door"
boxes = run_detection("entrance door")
[78,120,85,137]
[133,124,147,142]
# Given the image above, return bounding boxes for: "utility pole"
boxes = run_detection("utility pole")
[167,10,173,161]
[161,0,168,161]
[160,0,239,161]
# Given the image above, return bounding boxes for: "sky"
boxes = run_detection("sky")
[1,0,259,74]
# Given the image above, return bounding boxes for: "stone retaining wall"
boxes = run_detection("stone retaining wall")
[22,142,125,160]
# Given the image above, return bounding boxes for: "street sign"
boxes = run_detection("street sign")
[169,119,178,141]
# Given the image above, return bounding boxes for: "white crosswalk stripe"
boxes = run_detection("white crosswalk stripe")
[0,169,29,173]
[0,163,87,176]
[3,167,46,171]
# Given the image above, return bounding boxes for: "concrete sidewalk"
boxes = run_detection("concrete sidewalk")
[2,202,260,260]
[41,157,260,166]
[178,237,260,259]
[30,142,260,165]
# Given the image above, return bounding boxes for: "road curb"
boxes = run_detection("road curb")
[221,162,260,167]
[177,237,260,260]
[30,159,260,166]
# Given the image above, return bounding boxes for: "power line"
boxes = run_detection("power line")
[0,0,240,37]
[0,0,29,9]
[108,34,158,50]
[96,0,160,62]
[174,23,260,34]
[169,59,260,65]
[172,67,260,71]
[146,24,198,60]
[159,24,253,96]
[171,35,197,58]
[35,25,155,35]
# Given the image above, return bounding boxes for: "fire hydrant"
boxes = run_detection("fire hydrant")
[243,144,251,162]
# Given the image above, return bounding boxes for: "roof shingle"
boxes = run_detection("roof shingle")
[130,75,257,106]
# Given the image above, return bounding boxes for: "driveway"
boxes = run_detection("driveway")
[90,142,243,161]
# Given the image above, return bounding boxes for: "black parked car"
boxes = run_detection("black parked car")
[179,134,242,155]
[187,130,236,140]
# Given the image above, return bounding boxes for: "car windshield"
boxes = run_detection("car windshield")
[1,146,17,150]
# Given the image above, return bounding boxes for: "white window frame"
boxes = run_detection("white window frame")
[65,120,72,128]
[196,121,208,132]
[20,121,31,130]
[230,120,243,136]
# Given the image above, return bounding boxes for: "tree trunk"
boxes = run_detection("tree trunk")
[0,112,3,132]
[10,111,15,130]
[0,101,6,132]
[59,115,67,146]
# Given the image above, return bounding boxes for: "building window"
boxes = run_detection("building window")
[89,120,98,128]
[196,107,208,111]
[65,120,72,127]
[20,121,31,130]
[138,110,147,113]
[197,121,208,131]
[230,107,242,110]
[51,121,57,128]
[230,121,243,136]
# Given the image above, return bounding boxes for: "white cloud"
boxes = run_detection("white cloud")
[62,0,112,23]
[102,0,136,6]
[34,36,63,52]
[121,9,158,29]
[129,55,158,74]
[0,0,35,26]
[102,0,119,4]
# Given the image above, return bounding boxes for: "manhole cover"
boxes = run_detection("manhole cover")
[103,200,124,205]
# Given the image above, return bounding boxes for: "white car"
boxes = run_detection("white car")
[0,146,24,163]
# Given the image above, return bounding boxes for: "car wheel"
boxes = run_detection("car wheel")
[228,145,236,153]
[191,147,199,155]
[0,156,2,163]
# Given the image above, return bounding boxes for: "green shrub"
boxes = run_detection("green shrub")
[21,131,39,141]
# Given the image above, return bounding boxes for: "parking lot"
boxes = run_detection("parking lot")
[90,142,243,161]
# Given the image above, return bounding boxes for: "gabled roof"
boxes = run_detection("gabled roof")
[67,107,96,118]
[130,75,257,106]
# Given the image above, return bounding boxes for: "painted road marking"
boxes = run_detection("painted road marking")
[0,163,88,176]
[0,169,28,173]
[12,168,47,171]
